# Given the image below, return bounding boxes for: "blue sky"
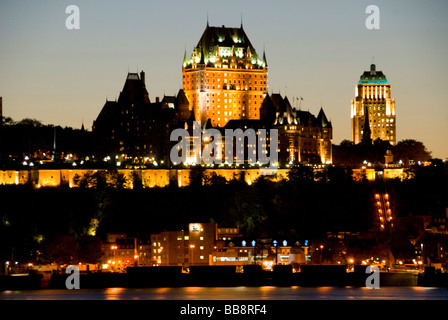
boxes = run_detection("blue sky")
[1,0,447,158]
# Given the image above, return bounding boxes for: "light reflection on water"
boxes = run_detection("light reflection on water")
[1,286,448,300]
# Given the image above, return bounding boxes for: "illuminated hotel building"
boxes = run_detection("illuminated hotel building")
[351,64,396,145]
[182,22,268,128]
[150,223,219,267]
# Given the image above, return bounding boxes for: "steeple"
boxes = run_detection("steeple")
[362,105,372,145]
[317,107,331,128]
[183,48,188,67]
[262,48,268,67]
[52,126,56,161]
[247,46,252,58]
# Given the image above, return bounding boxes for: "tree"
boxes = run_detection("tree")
[287,165,315,183]
[1,116,15,126]
[204,172,227,186]
[393,139,432,164]
[16,118,43,127]
[228,185,267,237]
[78,235,103,264]
[108,170,127,189]
[340,139,354,148]
[189,165,206,188]
[45,234,79,265]
[130,170,143,189]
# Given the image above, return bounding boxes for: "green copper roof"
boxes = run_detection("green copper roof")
[184,24,266,69]
[358,64,389,84]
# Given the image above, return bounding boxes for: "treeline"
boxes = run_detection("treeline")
[333,138,433,167]
[0,117,92,164]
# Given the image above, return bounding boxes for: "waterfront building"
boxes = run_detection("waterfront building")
[150,223,219,268]
[103,233,139,271]
[150,230,189,267]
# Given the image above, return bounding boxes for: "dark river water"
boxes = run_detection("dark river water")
[1,286,448,300]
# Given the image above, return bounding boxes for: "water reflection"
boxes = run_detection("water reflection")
[104,287,126,300]
[1,286,448,300]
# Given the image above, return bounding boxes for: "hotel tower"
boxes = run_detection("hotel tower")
[351,64,396,145]
[182,22,268,128]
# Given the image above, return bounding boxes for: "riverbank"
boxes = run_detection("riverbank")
[1,265,447,290]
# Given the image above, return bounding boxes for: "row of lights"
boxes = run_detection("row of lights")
[375,193,393,231]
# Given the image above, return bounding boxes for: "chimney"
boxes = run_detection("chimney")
[156,97,160,103]
[140,71,145,85]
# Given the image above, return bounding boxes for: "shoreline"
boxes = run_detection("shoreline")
[1,265,446,290]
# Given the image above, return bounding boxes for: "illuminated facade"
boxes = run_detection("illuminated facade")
[188,223,218,266]
[351,64,396,145]
[182,23,268,128]
[150,223,220,268]
[103,233,140,271]
[181,93,333,166]
[268,94,333,164]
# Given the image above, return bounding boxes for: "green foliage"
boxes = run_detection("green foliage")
[228,184,267,237]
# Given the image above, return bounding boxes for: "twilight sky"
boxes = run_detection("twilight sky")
[1,0,447,159]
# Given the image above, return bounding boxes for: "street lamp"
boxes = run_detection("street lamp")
[111,245,117,271]
[320,245,324,265]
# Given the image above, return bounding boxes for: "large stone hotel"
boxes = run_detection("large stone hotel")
[92,23,333,165]
[182,22,268,128]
